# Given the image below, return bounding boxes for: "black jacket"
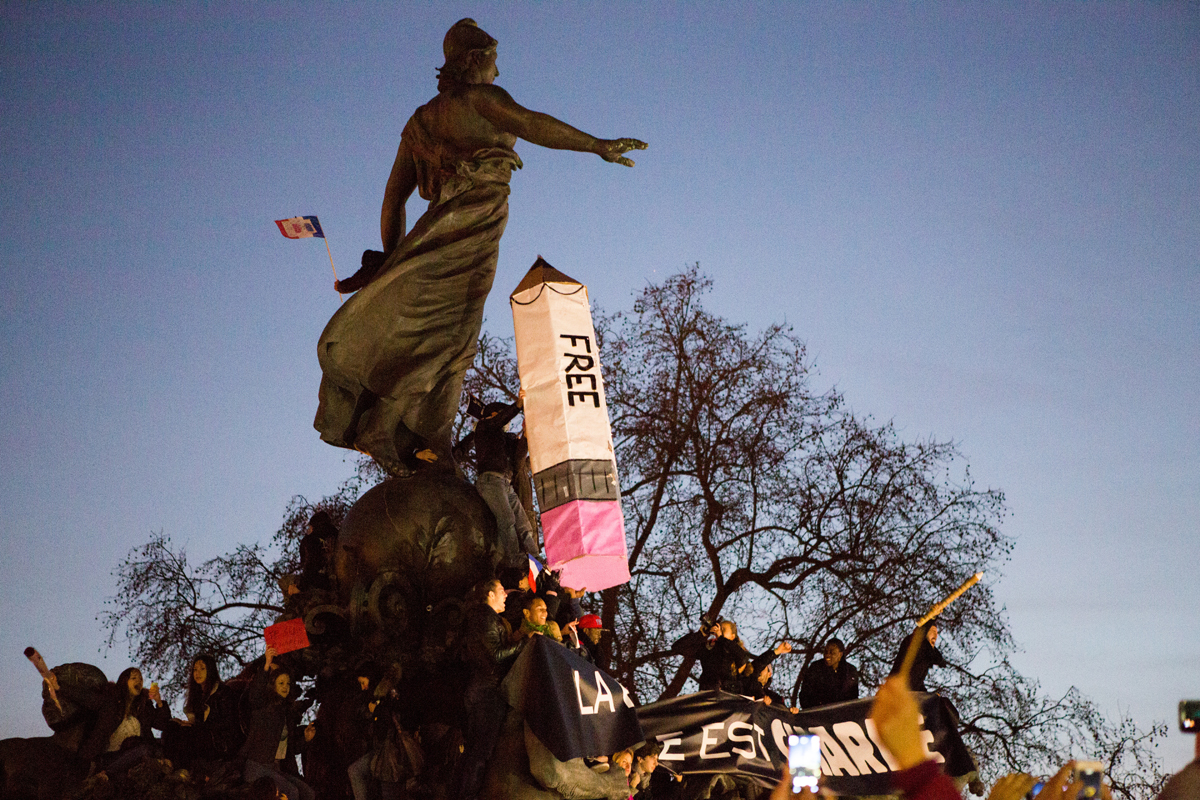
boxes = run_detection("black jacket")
[183,681,244,757]
[700,638,751,691]
[462,604,523,690]
[239,669,308,766]
[671,631,748,691]
[799,658,860,709]
[889,631,947,691]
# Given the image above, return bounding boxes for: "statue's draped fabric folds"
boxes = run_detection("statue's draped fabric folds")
[315,124,522,474]
[314,14,643,480]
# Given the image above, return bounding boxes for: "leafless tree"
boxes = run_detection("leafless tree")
[464,266,1166,794]
[102,266,1167,794]
[99,464,377,700]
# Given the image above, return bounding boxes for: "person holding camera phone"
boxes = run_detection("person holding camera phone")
[1155,701,1200,800]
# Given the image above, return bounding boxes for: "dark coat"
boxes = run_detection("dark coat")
[671,630,746,690]
[238,670,307,767]
[58,682,170,763]
[184,681,244,757]
[799,658,860,709]
[566,631,598,664]
[698,638,749,691]
[462,604,523,690]
[648,765,685,800]
[889,631,947,691]
[724,647,783,697]
[741,674,788,706]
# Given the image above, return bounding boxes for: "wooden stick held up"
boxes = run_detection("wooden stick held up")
[24,646,63,713]
[917,572,983,627]
[897,572,984,684]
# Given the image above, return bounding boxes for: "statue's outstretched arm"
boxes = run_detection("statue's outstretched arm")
[381,138,418,254]
[474,86,647,166]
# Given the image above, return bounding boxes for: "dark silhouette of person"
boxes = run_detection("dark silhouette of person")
[889,625,947,692]
[458,399,538,566]
[798,638,860,709]
[298,511,337,592]
[453,578,524,800]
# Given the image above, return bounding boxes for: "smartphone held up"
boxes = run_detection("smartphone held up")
[1073,761,1104,800]
[1179,700,1200,733]
[788,733,821,794]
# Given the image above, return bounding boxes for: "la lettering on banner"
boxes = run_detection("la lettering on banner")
[502,636,644,762]
[636,691,975,794]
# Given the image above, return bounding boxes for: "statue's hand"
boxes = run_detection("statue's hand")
[596,138,648,167]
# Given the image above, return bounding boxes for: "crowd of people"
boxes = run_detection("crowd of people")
[32,559,1198,800]
[26,408,1195,800]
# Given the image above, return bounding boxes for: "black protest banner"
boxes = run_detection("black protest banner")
[501,634,645,762]
[636,691,975,795]
[636,691,790,787]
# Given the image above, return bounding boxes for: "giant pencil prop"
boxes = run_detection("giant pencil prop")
[510,258,630,591]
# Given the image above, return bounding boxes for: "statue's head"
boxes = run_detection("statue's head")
[438,18,498,89]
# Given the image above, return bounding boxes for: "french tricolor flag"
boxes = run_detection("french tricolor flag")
[527,555,543,592]
[275,215,324,239]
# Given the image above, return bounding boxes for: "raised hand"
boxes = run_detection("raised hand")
[596,138,648,167]
[869,676,926,770]
[1032,763,1076,800]
[987,772,1038,800]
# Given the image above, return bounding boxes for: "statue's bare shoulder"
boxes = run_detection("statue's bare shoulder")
[411,84,519,154]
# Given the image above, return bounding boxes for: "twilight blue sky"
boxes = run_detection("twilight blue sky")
[2,2,1197,770]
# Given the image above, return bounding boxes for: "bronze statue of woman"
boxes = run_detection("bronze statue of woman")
[314,19,646,476]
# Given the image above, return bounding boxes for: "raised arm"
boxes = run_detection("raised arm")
[472,86,646,166]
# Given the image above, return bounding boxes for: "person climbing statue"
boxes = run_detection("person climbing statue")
[456,396,539,566]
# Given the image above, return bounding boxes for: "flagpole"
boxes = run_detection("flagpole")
[323,237,343,303]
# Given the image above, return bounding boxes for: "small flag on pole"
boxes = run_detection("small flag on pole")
[527,555,543,592]
[274,215,342,300]
[275,215,325,239]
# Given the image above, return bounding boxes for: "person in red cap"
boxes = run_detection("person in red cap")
[565,613,605,664]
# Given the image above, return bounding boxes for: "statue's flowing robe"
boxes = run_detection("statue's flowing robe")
[315,108,521,473]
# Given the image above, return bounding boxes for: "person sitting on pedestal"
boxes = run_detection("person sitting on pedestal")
[162,654,242,774]
[298,511,337,592]
[238,647,316,800]
[54,665,171,780]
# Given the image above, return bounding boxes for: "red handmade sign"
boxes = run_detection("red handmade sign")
[264,618,310,655]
